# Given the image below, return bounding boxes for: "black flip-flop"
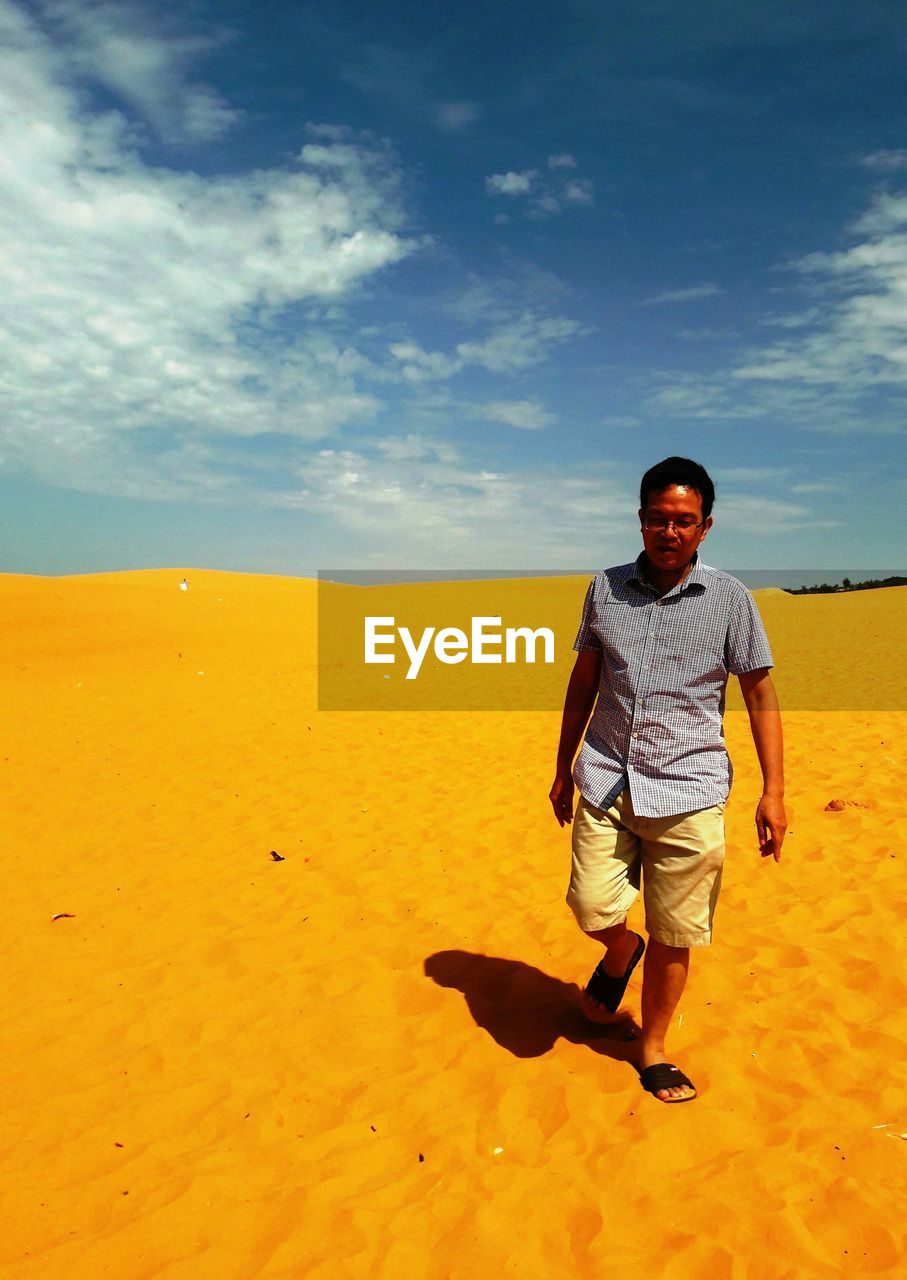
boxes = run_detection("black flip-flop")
[639,1062,697,1103]
[584,931,646,1013]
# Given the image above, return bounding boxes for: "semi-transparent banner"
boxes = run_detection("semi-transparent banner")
[317,570,907,711]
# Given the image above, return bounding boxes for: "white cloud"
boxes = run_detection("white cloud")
[478,400,556,430]
[676,325,736,341]
[32,0,241,143]
[281,443,631,563]
[646,182,907,432]
[385,310,584,383]
[449,267,574,326]
[757,307,822,330]
[487,159,594,217]
[0,1,418,496]
[849,190,907,236]
[645,377,764,420]
[788,481,839,494]
[456,313,582,372]
[717,495,836,534]
[374,434,459,463]
[435,101,480,132]
[563,178,594,206]
[388,342,461,381]
[859,149,907,173]
[731,190,907,395]
[485,170,538,196]
[712,467,789,485]
[600,414,641,429]
[638,283,722,306]
[530,193,561,218]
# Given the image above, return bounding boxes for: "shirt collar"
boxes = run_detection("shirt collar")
[630,551,710,597]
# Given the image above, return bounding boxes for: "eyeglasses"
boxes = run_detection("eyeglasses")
[642,517,706,533]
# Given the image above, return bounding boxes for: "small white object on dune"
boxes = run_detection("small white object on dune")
[180,578,188,591]
[493,1147,504,1156]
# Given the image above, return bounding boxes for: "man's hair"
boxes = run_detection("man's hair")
[639,456,715,518]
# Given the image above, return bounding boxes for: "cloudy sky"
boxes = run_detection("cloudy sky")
[2,0,906,574]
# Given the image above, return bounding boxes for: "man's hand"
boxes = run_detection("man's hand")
[756,794,786,861]
[549,770,575,827]
[551,649,600,828]
[739,669,785,862]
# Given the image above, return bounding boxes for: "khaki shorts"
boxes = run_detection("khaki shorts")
[566,790,726,947]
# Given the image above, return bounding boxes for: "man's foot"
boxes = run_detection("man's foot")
[581,931,645,1021]
[639,1043,697,1102]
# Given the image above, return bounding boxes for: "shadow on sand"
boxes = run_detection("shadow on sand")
[424,949,642,1070]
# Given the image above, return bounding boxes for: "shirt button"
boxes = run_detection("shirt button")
[632,732,639,738]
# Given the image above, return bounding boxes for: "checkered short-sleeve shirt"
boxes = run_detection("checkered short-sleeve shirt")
[572,553,774,818]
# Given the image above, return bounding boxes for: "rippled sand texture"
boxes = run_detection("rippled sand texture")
[2,570,905,1279]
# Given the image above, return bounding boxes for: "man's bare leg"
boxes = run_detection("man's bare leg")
[580,920,642,1021]
[640,939,696,1100]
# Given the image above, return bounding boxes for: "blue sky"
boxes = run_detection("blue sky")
[2,0,906,575]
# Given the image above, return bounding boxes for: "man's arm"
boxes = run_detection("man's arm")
[738,667,787,862]
[549,649,602,826]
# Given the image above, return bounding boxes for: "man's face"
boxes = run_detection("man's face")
[638,484,712,573]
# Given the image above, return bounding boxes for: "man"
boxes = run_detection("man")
[549,456,785,1104]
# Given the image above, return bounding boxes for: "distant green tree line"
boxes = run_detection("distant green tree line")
[784,576,907,595]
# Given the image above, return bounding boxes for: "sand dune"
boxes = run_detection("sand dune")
[1,569,905,1278]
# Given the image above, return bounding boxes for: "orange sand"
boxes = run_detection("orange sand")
[1,569,905,1279]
